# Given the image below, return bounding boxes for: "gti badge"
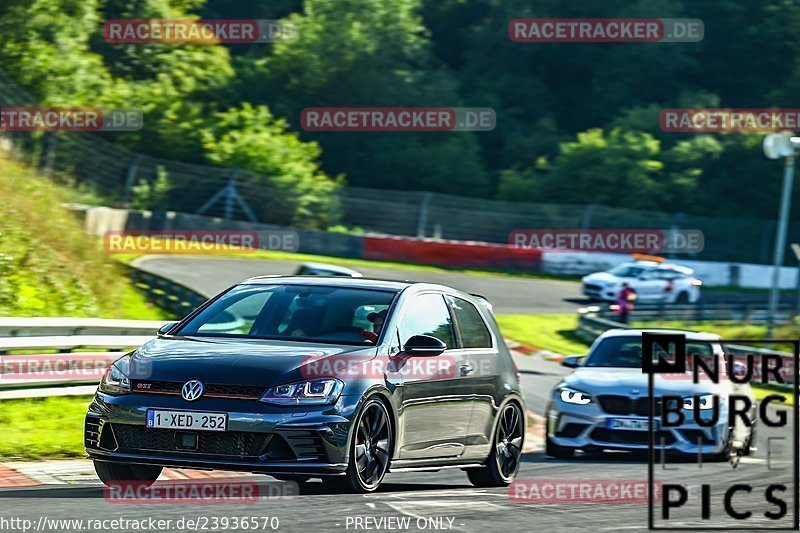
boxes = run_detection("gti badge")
[181,379,205,401]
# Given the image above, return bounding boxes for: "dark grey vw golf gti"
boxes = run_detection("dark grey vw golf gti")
[86,277,524,492]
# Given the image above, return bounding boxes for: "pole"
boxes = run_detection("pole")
[767,156,795,337]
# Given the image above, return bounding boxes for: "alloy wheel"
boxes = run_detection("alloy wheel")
[354,401,391,489]
[495,403,524,480]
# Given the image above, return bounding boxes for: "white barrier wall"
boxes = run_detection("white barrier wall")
[541,251,799,289]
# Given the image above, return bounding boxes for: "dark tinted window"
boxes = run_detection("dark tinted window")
[449,296,491,348]
[399,293,455,348]
[178,284,396,345]
[585,336,713,368]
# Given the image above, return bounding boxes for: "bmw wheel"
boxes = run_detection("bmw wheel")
[322,397,392,493]
[467,402,524,487]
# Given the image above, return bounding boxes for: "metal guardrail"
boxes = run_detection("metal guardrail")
[128,267,205,318]
[0,318,166,337]
[590,302,794,325]
[0,334,155,389]
[576,306,796,386]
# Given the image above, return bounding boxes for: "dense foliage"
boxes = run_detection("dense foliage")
[1,0,798,220]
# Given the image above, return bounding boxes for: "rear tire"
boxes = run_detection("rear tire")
[467,402,524,487]
[675,292,690,304]
[323,397,393,493]
[93,460,162,487]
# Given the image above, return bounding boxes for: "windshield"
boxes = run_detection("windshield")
[607,265,647,278]
[584,336,714,368]
[176,284,397,346]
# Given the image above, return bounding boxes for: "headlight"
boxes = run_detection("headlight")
[99,365,130,395]
[260,379,343,405]
[683,394,714,410]
[558,386,593,405]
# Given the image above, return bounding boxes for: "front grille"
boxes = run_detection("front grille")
[583,284,603,292]
[132,380,265,399]
[680,429,715,445]
[597,395,662,416]
[284,430,326,460]
[112,424,273,458]
[556,423,589,438]
[85,417,101,448]
[590,428,675,446]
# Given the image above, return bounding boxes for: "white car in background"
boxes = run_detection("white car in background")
[581,258,702,304]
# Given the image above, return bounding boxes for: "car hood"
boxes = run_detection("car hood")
[583,272,620,285]
[562,366,729,396]
[123,336,376,388]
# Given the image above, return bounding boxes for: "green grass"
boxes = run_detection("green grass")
[0,153,169,320]
[0,396,91,460]
[630,320,800,346]
[496,314,590,355]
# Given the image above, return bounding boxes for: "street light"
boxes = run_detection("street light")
[763,132,800,337]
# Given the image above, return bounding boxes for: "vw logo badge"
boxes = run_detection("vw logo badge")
[181,379,205,402]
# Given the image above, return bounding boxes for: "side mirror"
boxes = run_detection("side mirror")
[158,322,177,335]
[402,335,446,357]
[561,354,585,368]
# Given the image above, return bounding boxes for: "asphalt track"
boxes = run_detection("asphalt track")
[131,255,795,315]
[0,354,793,532]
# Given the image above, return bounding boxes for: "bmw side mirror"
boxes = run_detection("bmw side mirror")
[402,335,446,357]
[561,354,585,368]
[158,322,177,335]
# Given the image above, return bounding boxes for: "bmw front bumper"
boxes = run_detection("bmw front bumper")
[85,391,360,475]
[547,399,730,455]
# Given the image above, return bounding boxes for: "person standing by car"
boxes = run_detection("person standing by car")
[616,282,636,323]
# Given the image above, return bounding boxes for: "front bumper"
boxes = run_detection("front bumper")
[547,399,729,455]
[582,284,616,301]
[85,390,358,475]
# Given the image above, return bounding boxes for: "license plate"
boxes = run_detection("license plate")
[607,418,656,431]
[146,409,227,432]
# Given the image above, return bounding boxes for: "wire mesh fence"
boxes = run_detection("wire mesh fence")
[0,67,791,264]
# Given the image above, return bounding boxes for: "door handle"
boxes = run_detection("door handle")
[459,363,474,376]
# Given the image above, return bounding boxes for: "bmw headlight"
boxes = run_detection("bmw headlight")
[99,364,130,395]
[260,379,344,405]
[558,386,593,405]
[683,394,714,410]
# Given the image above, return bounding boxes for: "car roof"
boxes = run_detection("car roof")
[600,328,720,341]
[237,276,485,302]
[300,262,363,276]
[240,275,412,291]
[617,261,693,274]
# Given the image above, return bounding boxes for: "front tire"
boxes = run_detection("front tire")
[93,460,162,487]
[467,402,524,487]
[323,397,392,493]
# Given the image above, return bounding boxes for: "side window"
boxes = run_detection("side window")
[399,294,456,349]
[449,297,492,348]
